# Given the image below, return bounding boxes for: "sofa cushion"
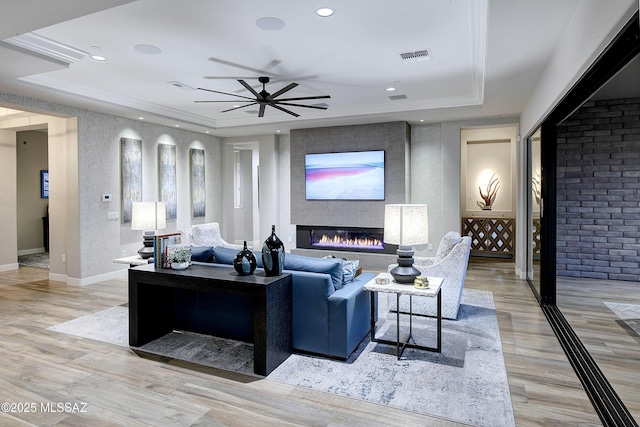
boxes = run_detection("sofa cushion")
[190,246,215,263]
[212,246,239,265]
[212,247,344,290]
[284,253,345,290]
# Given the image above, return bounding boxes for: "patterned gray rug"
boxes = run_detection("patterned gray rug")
[604,301,640,336]
[18,252,50,269]
[48,289,514,426]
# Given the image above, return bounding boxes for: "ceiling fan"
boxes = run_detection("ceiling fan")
[195,76,330,117]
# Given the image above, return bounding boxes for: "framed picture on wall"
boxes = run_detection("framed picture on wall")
[158,144,177,220]
[40,170,49,199]
[121,137,142,224]
[190,148,205,218]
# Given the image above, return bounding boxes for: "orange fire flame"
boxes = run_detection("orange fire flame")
[315,234,383,247]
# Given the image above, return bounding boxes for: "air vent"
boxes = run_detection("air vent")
[398,49,431,63]
[389,94,407,100]
[167,81,195,91]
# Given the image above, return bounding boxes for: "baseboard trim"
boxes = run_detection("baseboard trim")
[0,263,19,272]
[66,268,127,287]
[543,305,638,427]
[17,248,46,256]
[49,273,67,283]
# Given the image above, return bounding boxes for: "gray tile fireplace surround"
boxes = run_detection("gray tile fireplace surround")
[291,248,396,271]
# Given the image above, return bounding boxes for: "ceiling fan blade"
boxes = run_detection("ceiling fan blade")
[268,83,298,100]
[268,103,299,117]
[238,79,261,98]
[196,87,255,101]
[203,76,260,80]
[221,102,258,113]
[275,95,331,101]
[194,100,254,103]
[258,104,266,117]
[274,102,328,110]
[207,57,275,76]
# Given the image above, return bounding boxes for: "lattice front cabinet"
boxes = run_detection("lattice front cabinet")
[462,217,515,258]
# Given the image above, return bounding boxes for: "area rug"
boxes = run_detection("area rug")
[48,289,514,427]
[18,252,50,269]
[604,301,640,336]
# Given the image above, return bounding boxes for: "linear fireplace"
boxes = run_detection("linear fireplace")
[296,225,397,254]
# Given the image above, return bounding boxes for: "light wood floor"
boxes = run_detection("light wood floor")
[557,275,640,424]
[0,261,610,426]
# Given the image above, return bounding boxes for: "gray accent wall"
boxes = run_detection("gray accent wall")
[290,122,410,229]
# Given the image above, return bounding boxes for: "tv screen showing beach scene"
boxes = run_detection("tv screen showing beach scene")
[305,150,385,200]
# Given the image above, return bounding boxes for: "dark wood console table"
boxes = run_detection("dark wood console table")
[128,263,292,375]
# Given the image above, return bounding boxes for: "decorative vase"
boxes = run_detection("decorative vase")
[233,241,257,276]
[171,261,189,270]
[262,225,285,276]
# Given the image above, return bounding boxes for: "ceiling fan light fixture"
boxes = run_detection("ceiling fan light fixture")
[316,7,334,17]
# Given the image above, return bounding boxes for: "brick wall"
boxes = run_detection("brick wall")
[556,97,640,281]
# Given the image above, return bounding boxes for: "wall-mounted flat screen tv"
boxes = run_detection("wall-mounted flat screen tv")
[305,150,385,200]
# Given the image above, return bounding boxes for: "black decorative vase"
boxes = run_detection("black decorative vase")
[233,241,257,276]
[262,225,285,276]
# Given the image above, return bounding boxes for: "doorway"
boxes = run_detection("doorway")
[16,129,50,269]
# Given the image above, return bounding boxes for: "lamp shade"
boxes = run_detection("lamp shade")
[131,202,167,231]
[383,204,429,246]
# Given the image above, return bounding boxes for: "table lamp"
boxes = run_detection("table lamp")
[131,202,167,259]
[384,204,429,284]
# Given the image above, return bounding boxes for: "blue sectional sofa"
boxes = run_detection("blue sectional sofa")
[187,246,377,359]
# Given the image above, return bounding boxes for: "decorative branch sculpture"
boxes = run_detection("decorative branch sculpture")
[477,171,500,210]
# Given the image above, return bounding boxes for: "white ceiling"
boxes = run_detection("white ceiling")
[0,0,587,137]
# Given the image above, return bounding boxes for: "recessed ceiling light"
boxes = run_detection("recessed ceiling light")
[90,54,106,61]
[420,119,424,122]
[138,117,144,120]
[174,124,180,127]
[386,87,397,92]
[205,131,210,134]
[276,130,280,133]
[316,7,334,17]
[256,17,285,31]
[134,44,161,55]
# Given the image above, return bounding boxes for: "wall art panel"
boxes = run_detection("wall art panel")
[120,137,142,224]
[190,148,205,218]
[158,143,177,220]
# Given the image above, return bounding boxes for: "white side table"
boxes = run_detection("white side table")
[364,272,443,359]
[113,255,149,268]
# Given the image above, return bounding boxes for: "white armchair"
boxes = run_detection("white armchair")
[186,222,244,250]
[388,231,471,320]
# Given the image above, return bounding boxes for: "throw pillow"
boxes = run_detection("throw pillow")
[342,259,360,285]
